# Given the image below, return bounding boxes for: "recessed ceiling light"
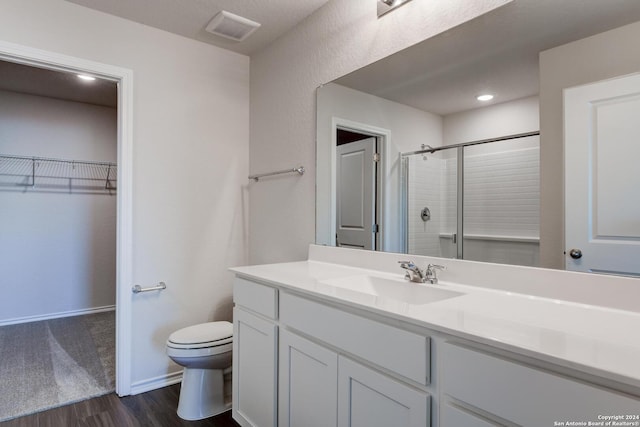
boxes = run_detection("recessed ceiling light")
[77,74,96,81]
[476,94,494,101]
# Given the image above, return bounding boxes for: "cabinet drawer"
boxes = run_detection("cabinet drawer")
[233,277,278,319]
[280,292,429,385]
[441,342,640,426]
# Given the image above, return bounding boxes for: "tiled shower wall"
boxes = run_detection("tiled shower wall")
[407,155,444,256]
[407,141,540,266]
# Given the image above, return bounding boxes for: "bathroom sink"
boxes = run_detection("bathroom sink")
[320,275,463,305]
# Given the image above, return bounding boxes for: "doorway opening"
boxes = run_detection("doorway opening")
[0,41,134,404]
[335,128,381,250]
[0,59,120,420]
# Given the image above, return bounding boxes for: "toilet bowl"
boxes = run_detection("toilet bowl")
[166,321,233,420]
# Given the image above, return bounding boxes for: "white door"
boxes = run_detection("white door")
[336,138,377,250]
[564,73,640,276]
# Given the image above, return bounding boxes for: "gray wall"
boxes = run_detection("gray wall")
[249,0,511,264]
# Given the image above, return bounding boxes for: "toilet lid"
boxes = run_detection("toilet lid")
[167,321,232,348]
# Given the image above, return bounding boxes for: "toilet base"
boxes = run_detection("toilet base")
[177,367,230,420]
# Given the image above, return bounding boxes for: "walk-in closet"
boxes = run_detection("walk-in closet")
[0,59,118,421]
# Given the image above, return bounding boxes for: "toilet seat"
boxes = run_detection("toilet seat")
[167,342,232,358]
[167,321,232,350]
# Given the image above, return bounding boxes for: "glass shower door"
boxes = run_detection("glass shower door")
[462,135,540,266]
[402,135,540,266]
[401,148,457,257]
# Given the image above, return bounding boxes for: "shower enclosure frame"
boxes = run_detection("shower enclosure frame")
[401,131,540,259]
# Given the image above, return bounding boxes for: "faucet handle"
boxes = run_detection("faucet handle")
[398,260,423,282]
[398,260,415,268]
[425,264,445,284]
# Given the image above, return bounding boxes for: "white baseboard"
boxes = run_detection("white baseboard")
[128,368,233,397]
[0,305,116,327]
[129,370,183,396]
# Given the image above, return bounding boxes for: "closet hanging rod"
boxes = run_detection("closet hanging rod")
[249,166,305,182]
[401,131,540,157]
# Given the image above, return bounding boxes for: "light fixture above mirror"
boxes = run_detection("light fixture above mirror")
[377,0,414,18]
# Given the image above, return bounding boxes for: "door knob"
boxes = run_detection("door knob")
[569,248,582,259]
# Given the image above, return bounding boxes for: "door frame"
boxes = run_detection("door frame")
[0,41,134,395]
[336,137,378,250]
[330,117,391,251]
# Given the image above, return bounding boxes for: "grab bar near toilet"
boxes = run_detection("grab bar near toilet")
[132,282,167,294]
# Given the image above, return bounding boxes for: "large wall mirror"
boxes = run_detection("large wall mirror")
[316,0,640,277]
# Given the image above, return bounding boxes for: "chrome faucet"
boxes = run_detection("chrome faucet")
[398,260,425,283]
[398,261,445,284]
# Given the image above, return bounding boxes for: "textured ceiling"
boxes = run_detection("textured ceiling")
[0,60,117,108]
[333,0,640,116]
[10,0,640,113]
[65,0,331,56]
[3,0,336,105]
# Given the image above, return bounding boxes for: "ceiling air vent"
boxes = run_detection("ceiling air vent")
[205,11,261,42]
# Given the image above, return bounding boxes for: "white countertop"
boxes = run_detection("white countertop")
[231,258,640,391]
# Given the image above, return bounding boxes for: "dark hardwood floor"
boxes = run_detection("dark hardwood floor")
[0,384,240,427]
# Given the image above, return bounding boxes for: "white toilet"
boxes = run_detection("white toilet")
[166,321,233,420]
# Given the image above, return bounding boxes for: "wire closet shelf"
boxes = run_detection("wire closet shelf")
[0,154,117,190]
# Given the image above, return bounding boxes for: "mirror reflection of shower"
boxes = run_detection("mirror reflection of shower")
[401,132,540,267]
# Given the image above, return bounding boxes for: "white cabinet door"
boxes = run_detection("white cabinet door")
[232,308,277,427]
[564,72,640,276]
[338,356,430,427]
[279,329,338,427]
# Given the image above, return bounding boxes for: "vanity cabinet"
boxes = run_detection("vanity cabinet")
[233,277,432,427]
[279,292,430,386]
[440,342,640,426]
[278,325,431,427]
[279,291,431,427]
[232,279,278,427]
[232,275,640,427]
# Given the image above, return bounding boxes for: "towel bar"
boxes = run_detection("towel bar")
[132,282,166,294]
